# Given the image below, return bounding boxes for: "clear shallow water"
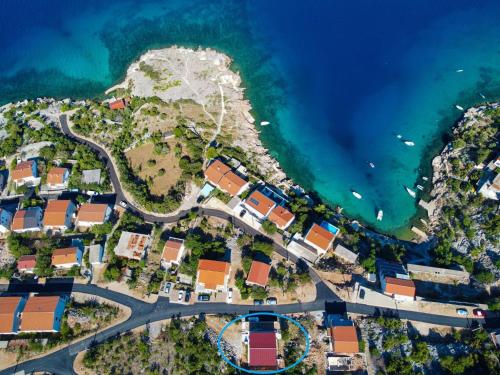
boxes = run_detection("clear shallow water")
[1,0,500,234]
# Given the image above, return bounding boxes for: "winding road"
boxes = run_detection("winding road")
[0,115,489,374]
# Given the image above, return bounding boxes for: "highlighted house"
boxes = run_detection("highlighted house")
[248,332,278,370]
[204,159,249,197]
[46,167,69,189]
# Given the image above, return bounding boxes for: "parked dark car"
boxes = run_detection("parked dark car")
[253,299,264,306]
[185,290,191,302]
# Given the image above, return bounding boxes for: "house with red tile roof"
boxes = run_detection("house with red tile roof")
[267,205,295,230]
[204,159,249,197]
[11,207,43,233]
[195,259,231,293]
[43,200,76,232]
[304,223,335,255]
[0,208,13,233]
[0,296,27,334]
[161,238,185,269]
[17,255,37,274]
[246,261,271,288]
[243,190,276,220]
[75,203,112,228]
[19,296,66,333]
[12,160,39,188]
[109,98,127,110]
[46,167,69,189]
[329,326,359,354]
[248,332,278,370]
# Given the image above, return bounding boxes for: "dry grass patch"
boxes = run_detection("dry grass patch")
[125,139,182,196]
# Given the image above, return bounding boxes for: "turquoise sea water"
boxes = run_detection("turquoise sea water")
[1,0,500,234]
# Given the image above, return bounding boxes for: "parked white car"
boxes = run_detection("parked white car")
[178,290,184,302]
[227,288,233,303]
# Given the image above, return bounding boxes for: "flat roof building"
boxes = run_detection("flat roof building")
[114,231,151,260]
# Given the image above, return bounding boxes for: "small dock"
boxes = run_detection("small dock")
[418,199,434,215]
[411,226,428,242]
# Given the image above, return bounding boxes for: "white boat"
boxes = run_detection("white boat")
[416,185,424,191]
[480,93,486,100]
[405,186,417,198]
[260,121,270,126]
[422,176,429,181]
[456,69,464,73]
[369,162,375,168]
[455,105,464,111]
[404,141,415,146]
[377,210,383,221]
[352,191,362,199]
[396,134,402,139]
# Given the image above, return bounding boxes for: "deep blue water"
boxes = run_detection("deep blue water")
[1,0,500,234]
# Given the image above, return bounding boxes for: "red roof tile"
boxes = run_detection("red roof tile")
[246,261,271,287]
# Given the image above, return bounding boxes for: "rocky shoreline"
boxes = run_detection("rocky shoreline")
[109,46,290,188]
[428,103,499,228]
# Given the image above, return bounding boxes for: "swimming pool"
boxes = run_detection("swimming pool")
[321,221,339,235]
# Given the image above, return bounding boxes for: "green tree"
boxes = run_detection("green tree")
[440,354,476,374]
[261,219,277,235]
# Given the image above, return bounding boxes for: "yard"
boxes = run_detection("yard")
[125,139,182,196]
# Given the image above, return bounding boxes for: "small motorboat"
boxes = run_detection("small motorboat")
[422,176,429,181]
[455,105,464,111]
[456,69,464,73]
[404,141,415,146]
[416,185,424,191]
[405,186,417,198]
[260,121,270,126]
[352,191,362,199]
[480,93,486,100]
[369,162,375,168]
[377,210,383,221]
[396,134,402,139]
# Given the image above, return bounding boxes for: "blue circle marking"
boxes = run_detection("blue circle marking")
[216,312,310,374]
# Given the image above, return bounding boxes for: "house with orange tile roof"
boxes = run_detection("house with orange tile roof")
[11,207,43,233]
[17,255,37,273]
[51,246,83,269]
[204,159,231,186]
[204,159,249,197]
[377,259,416,301]
[0,296,27,334]
[304,223,335,255]
[12,160,39,187]
[195,259,231,293]
[43,199,76,232]
[218,171,249,197]
[46,167,69,189]
[243,190,277,220]
[114,231,152,260]
[246,260,271,288]
[326,315,359,355]
[75,203,112,228]
[267,205,295,230]
[19,295,66,333]
[109,98,127,110]
[161,237,185,269]
[0,207,13,233]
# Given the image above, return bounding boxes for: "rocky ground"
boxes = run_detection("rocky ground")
[110,46,289,187]
[427,103,499,282]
